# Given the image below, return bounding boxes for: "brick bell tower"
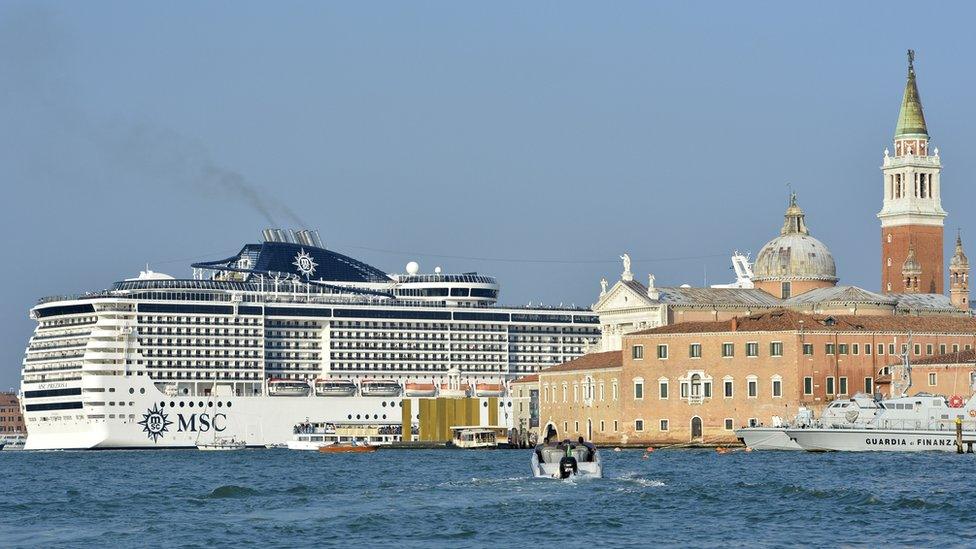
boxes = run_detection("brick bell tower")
[879,50,946,294]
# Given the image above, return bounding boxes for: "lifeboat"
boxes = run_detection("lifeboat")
[360,379,402,397]
[474,383,505,397]
[267,379,311,397]
[404,382,437,397]
[438,383,470,398]
[314,379,357,397]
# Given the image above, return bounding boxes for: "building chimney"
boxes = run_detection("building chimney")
[731,317,738,332]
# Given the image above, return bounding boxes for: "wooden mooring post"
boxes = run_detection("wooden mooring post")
[954,418,973,454]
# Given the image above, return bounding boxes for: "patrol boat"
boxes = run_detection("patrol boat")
[736,394,884,450]
[785,350,976,452]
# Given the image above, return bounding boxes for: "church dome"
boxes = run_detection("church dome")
[753,194,838,283]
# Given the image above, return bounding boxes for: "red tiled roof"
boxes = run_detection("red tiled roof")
[628,309,976,336]
[538,351,622,374]
[510,374,539,384]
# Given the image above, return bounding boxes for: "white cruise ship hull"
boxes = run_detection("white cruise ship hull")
[734,427,802,451]
[785,427,964,452]
[24,375,509,450]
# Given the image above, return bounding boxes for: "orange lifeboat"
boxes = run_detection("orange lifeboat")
[404,382,437,397]
[474,383,505,397]
[438,383,469,398]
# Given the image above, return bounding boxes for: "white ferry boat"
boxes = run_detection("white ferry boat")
[20,229,600,450]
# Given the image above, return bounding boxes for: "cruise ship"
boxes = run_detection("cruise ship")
[21,229,600,449]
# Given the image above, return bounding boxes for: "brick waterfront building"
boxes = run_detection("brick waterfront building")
[537,311,976,445]
[0,392,26,435]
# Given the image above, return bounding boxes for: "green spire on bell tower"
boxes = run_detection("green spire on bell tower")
[894,49,928,138]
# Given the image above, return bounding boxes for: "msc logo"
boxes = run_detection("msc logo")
[293,249,317,278]
[138,405,173,443]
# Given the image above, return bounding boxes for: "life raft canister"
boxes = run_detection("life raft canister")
[968,409,976,418]
[949,395,965,408]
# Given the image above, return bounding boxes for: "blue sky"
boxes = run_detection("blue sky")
[3,2,976,389]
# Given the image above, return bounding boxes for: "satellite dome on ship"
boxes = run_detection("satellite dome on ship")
[753,194,838,286]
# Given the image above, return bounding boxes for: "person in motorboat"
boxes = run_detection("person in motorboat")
[578,436,596,460]
[558,446,579,478]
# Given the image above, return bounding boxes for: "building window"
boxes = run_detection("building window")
[632,345,644,360]
[770,342,783,357]
[680,382,689,398]
[747,377,758,398]
[689,343,702,358]
[864,377,873,394]
[659,419,669,431]
[657,344,668,359]
[659,379,669,399]
[634,379,644,400]
[940,344,947,355]
[612,382,619,401]
[852,344,859,355]
[563,385,567,403]
[724,379,733,398]
[803,343,813,355]
[825,343,835,355]
[635,419,644,432]
[746,342,759,357]
[865,344,872,355]
[826,376,835,395]
[724,418,734,431]
[926,344,933,356]
[928,372,937,386]
[573,385,578,402]
[803,377,813,395]
[954,344,960,353]
[839,377,848,395]
[613,420,618,432]
[574,421,579,433]
[703,381,712,398]
[914,344,921,356]
[722,343,734,357]
[772,377,782,398]
[889,344,896,355]
[781,281,791,299]
[600,420,605,432]
[838,344,848,355]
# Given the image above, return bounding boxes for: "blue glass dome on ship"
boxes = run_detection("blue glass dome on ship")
[192,241,392,283]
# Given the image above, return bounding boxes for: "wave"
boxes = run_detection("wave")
[205,485,259,499]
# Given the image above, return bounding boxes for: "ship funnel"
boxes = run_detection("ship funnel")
[295,230,312,247]
[262,229,276,242]
[308,229,324,248]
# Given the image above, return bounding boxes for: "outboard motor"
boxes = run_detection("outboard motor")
[558,447,578,479]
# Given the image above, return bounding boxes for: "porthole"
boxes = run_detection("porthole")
[183,388,189,395]
[140,388,146,394]
[179,401,185,408]
[170,401,175,408]
[348,414,353,420]
[227,402,232,408]
[198,402,204,408]
[398,402,403,407]
[483,402,488,408]
[160,401,166,408]
[356,414,361,420]
[373,414,378,420]
[507,402,512,407]
[382,402,387,407]
[382,414,387,420]
[208,402,213,407]
[188,402,194,408]
[217,402,223,408]
[129,388,134,394]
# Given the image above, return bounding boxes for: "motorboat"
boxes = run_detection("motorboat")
[318,442,377,454]
[360,379,402,397]
[532,441,602,479]
[786,393,976,452]
[404,382,437,397]
[473,383,505,397]
[314,379,357,397]
[267,379,311,397]
[197,438,246,451]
